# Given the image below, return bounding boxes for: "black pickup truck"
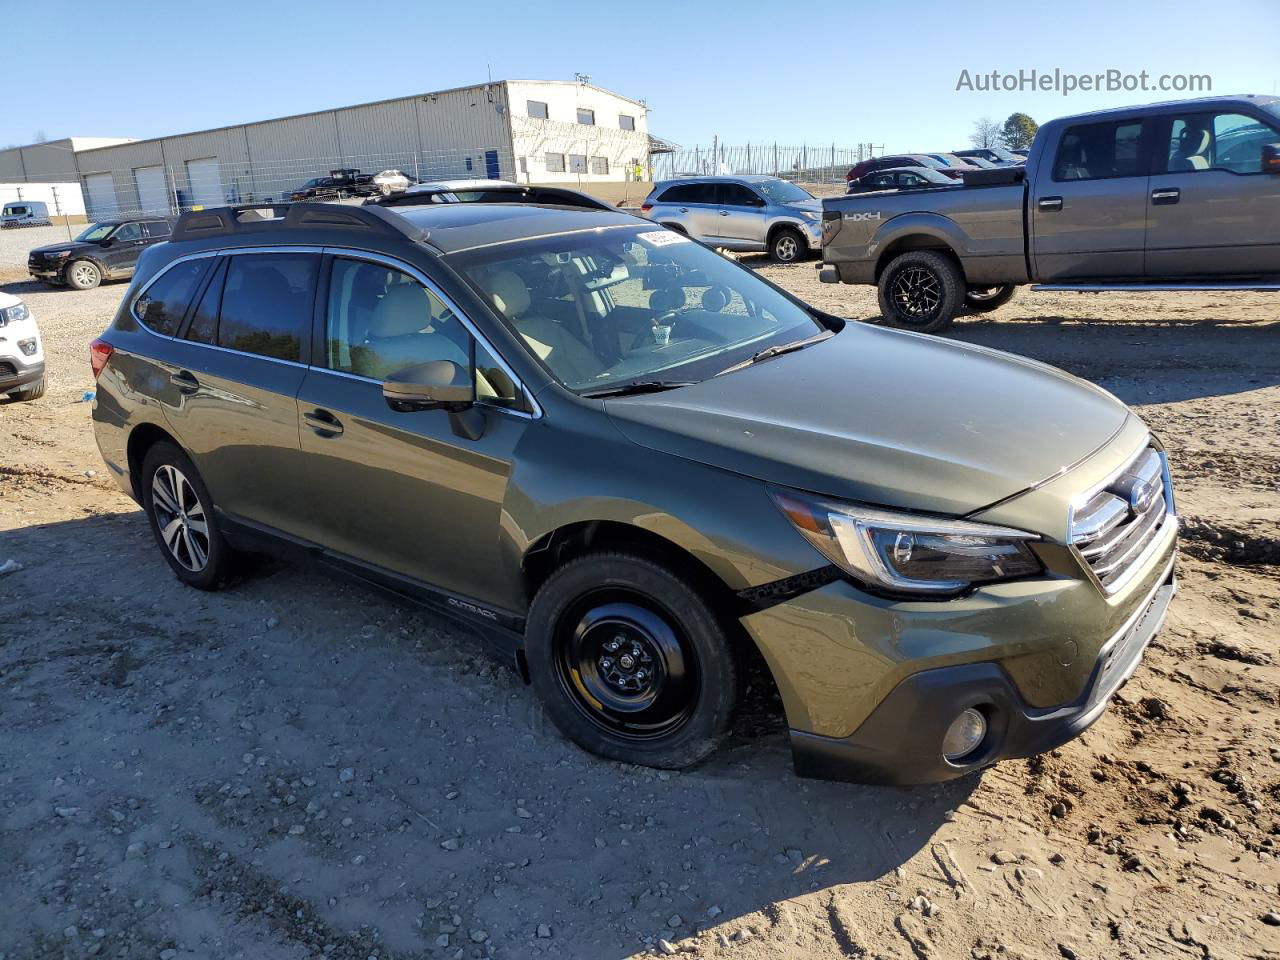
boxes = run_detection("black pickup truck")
[821,94,1280,331]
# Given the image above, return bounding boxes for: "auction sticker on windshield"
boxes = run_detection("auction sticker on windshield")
[637,230,692,247]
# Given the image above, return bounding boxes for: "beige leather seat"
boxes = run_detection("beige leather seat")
[484,270,605,385]
[1172,125,1211,172]
[351,283,468,380]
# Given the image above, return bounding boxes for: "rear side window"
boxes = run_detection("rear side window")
[143,221,171,238]
[133,259,209,336]
[720,183,761,207]
[184,258,226,344]
[1053,120,1145,181]
[657,183,718,204]
[216,253,318,362]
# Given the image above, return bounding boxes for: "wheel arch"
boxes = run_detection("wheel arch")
[766,220,805,248]
[659,221,689,235]
[126,422,180,502]
[874,233,965,283]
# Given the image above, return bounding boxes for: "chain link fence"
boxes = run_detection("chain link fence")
[652,142,885,186]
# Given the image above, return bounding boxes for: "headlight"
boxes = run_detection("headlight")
[48,249,72,258]
[0,301,30,325]
[772,490,1042,595]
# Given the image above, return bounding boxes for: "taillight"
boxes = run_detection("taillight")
[90,338,114,380]
[640,203,653,213]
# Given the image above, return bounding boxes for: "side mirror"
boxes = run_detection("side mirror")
[383,360,473,411]
[100,237,113,247]
[1264,144,1280,174]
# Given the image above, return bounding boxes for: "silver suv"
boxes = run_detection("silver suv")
[640,176,822,262]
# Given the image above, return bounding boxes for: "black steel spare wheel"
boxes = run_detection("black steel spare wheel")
[556,598,697,740]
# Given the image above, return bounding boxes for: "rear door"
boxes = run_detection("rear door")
[656,182,722,240]
[1144,108,1280,278]
[1030,117,1151,280]
[158,250,318,535]
[292,252,533,609]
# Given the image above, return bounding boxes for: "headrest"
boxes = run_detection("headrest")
[369,283,431,339]
[701,286,730,313]
[1178,126,1211,155]
[485,270,531,318]
[649,287,685,313]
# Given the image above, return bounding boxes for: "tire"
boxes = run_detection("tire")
[8,375,45,402]
[525,552,738,770]
[963,284,1018,313]
[876,250,965,334]
[140,441,238,590]
[769,228,805,263]
[379,182,393,196]
[66,259,102,290]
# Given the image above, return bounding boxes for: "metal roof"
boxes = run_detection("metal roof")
[1054,94,1280,124]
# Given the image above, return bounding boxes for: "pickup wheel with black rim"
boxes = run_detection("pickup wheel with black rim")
[876,250,964,333]
[963,284,1018,313]
[525,553,738,770]
[141,441,238,590]
[66,259,102,290]
[770,228,805,263]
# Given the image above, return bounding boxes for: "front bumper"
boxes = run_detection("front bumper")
[0,357,45,391]
[28,257,67,281]
[790,567,1175,784]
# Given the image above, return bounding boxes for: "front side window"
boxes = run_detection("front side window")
[1162,111,1280,174]
[454,226,827,393]
[1053,120,1145,181]
[113,222,143,242]
[545,153,566,173]
[576,108,595,126]
[324,258,521,408]
[134,258,210,336]
[619,114,635,131]
[217,253,317,362]
[526,100,549,120]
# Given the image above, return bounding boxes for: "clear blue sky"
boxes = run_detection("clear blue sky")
[4,0,1278,152]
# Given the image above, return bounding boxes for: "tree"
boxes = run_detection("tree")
[1000,113,1039,150]
[970,117,1001,149]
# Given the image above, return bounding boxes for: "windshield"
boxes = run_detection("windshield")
[1264,102,1280,125]
[75,223,116,242]
[452,226,827,393]
[755,179,813,204]
[917,156,948,170]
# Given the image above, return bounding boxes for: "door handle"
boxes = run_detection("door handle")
[678,207,689,212]
[1151,188,1180,205]
[719,210,730,216]
[304,409,344,437]
[1038,197,1063,211]
[169,370,199,394]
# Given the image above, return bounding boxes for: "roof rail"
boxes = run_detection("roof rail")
[170,201,426,243]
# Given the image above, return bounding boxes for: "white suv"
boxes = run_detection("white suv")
[0,291,45,401]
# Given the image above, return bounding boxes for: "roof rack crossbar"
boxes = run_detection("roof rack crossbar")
[170,201,426,243]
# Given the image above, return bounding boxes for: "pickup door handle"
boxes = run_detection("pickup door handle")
[304,409,344,437]
[169,370,199,394]
[1038,196,1064,211]
[1151,188,1180,205]
[678,207,689,213]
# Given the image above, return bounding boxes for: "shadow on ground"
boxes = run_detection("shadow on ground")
[0,510,976,959]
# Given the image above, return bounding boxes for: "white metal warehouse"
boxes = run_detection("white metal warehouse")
[1,79,651,220]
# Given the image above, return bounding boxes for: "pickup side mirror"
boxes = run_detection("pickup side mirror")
[1263,143,1280,174]
[383,360,473,411]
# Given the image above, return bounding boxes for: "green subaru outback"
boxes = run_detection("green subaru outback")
[90,202,1177,784]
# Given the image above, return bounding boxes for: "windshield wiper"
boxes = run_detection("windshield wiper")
[715,331,833,377]
[580,379,698,399]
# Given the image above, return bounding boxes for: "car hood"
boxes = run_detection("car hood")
[604,324,1132,516]
[782,198,822,215]
[30,240,94,256]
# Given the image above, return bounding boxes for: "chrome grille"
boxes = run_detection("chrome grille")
[1070,446,1172,591]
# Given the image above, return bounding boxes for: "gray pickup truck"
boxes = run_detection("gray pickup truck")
[820,94,1280,332]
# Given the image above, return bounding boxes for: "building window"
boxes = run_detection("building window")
[576,108,595,126]
[568,154,587,173]
[519,157,528,175]
[619,114,635,131]
[465,157,473,172]
[526,100,549,120]
[545,153,566,173]
[589,157,609,175]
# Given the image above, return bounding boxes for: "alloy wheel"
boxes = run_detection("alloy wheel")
[891,266,942,322]
[554,596,698,741]
[72,263,98,287]
[775,235,799,262]
[151,464,210,572]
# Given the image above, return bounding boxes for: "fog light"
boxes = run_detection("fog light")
[941,708,987,763]
[18,338,37,356]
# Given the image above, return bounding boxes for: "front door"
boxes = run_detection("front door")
[1030,117,1151,281]
[716,182,767,247]
[1144,108,1280,278]
[157,251,317,537]
[293,254,532,611]
[103,222,147,276]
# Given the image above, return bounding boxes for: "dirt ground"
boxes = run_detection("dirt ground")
[1,249,1279,960]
